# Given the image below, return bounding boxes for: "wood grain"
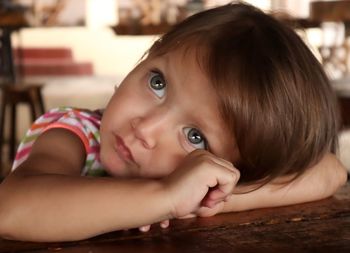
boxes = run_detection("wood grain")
[0,184,349,253]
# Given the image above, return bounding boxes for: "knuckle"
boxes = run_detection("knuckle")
[191,149,207,157]
[228,171,239,184]
[193,149,211,158]
[200,158,216,167]
[227,173,235,183]
[234,168,241,179]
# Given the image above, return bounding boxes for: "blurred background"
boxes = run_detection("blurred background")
[1,0,350,177]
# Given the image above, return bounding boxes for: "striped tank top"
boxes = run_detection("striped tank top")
[12,107,107,176]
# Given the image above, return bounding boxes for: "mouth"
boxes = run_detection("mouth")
[114,135,136,164]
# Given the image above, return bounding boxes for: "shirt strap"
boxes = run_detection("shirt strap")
[44,123,90,153]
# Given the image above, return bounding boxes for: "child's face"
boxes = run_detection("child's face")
[100,48,237,178]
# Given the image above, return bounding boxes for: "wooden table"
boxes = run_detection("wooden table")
[0,183,349,253]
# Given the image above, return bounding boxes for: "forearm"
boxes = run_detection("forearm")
[222,153,348,212]
[0,174,170,242]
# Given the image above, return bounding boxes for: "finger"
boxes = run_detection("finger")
[214,157,240,177]
[178,213,196,219]
[206,186,233,201]
[201,198,219,208]
[200,169,238,209]
[160,220,170,228]
[212,156,235,169]
[214,169,239,196]
[207,186,227,199]
[201,193,225,208]
[139,225,151,232]
[193,149,239,173]
[201,186,223,207]
[196,202,224,217]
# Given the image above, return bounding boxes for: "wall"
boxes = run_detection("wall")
[8,27,158,142]
[11,27,158,78]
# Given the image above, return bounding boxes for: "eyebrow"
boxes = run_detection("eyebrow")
[198,118,219,154]
[163,54,171,85]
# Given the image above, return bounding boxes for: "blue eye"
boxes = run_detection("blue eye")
[149,71,166,98]
[183,127,208,150]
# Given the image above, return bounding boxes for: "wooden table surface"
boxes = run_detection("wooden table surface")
[1,183,349,253]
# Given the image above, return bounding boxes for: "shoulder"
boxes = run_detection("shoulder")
[13,127,87,176]
[12,107,103,173]
[45,106,102,123]
[28,107,102,132]
[37,107,102,143]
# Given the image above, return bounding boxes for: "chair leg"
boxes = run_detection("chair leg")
[29,88,43,120]
[1,86,45,167]
[29,100,37,123]
[36,88,45,115]
[0,97,7,168]
[9,104,16,161]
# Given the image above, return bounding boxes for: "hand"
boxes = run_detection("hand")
[162,149,240,219]
[138,202,227,232]
[180,194,229,218]
[137,204,225,232]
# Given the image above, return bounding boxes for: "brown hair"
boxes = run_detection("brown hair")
[146,3,339,185]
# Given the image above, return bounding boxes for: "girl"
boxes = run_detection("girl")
[0,3,347,242]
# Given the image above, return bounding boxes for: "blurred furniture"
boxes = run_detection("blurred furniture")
[280,1,350,78]
[112,1,193,35]
[280,1,350,130]
[13,47,94,77]
[0,3,45,172]
[0,183,349,252]
[0,24,16,84]
[310,0,350,78]
[339,97,350,128]
[0,0,30,83]
[309,1,350,129]
[0,84,44,163]
[310,0,350,24]
[332,77,350,128]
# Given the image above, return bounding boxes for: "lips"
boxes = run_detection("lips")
[114,135,135,163]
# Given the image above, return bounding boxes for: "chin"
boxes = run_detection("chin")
[108,157,126,174]
[104,163,126,178]
[100,153,124,178]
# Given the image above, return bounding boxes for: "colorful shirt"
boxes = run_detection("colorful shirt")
[12,107,107,176]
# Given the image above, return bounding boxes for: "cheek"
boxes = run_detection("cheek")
[112,84,153,115]
[103,92,139,124]
[146,150,186,178]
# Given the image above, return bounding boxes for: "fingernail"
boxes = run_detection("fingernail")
[140,226,149,232]
[160,223,168,228]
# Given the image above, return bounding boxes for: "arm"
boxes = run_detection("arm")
[222,153,348,212]
[0,130,238,242]
[0,129,171,242]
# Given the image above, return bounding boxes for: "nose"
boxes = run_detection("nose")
[130,108,173,149]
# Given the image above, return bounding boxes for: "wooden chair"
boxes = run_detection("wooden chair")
[0,6,41,176]
[0,84,45,170]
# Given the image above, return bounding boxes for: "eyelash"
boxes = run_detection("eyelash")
[148,70,167,98]
[147,69,209,151]
[183,127,209,151]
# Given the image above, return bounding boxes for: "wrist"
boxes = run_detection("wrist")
[103,178,174,229]
[157,179,177,220]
